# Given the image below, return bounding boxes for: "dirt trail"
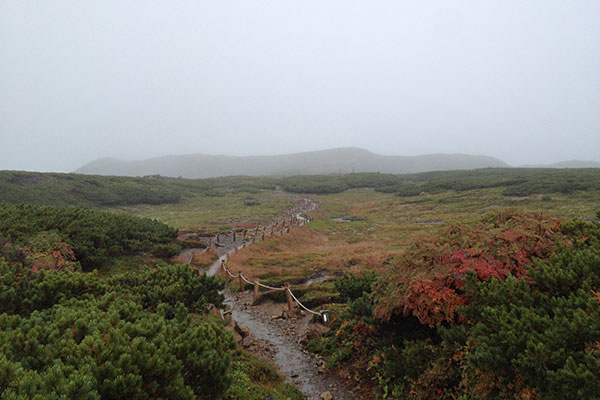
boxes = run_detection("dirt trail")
[225,291,360,399]
[187,194,365,399]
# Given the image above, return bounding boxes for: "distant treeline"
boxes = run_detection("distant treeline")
[0,171,274,208]
[1,168,598,209]
[277,168,600,196]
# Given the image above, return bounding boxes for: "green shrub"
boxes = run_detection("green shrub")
[0,203,179,269]
[109,264,225,313]
[334,271,378,302]
[461,227,600,399]
[151,243,181,258]
[0,259,236,399]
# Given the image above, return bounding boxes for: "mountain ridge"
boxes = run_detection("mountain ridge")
[75,147,511,178]
[520,160,600,169]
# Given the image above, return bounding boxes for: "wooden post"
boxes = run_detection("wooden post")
[233,231,236,241]
[216,233,220,244]
[253,281,259,304]
[285,284,294,312]
[222,261,230,284]
[224,305,233,325]
[238,272,244,291]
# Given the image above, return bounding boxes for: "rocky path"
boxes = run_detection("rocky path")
[187,194,366,399]
[225,291,361,400]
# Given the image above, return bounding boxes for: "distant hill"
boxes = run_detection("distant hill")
[75,148,509,178]
[521,160,600,169]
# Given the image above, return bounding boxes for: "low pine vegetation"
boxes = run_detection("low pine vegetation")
[0,202,180,270]
[0,171,276,208]
[0,260,301,399]
[278,168,600,197]
[0,202,301,399]
[0,263,233,399]
[1,169,599,399]
[4,168,600,208]
[0,171,183,207]
[309,212,600,399]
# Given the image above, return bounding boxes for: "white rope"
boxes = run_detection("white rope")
[256,281,287,291]
[287,287,323,316]
[239,273,253,285]
[221,264,238,278]
[221,262,325,314]
[225,268,237,278]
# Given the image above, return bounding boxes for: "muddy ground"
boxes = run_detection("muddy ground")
[226,291,364,399]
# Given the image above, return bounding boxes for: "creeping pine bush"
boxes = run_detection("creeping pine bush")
[458,219,600,399]
[335,271,378,302]
[0,297,235,400]
[0,260,236,399]
[0,202,180,270]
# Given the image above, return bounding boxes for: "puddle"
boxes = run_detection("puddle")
[330,217,352,222]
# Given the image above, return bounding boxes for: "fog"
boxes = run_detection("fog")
[1,1,599,172]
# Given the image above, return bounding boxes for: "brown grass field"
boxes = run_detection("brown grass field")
[225,187,599,303]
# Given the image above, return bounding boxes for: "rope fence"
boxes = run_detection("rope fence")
[286,284,323,316]
[199,199,330,323]
[220,256,329,321]
[206,198,320,248]
[256,281,287,291]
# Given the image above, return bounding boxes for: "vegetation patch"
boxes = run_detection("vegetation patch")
[311,213,600,399]
[0,202,180,270]
[0,261,236,399]
[276,169,600,198]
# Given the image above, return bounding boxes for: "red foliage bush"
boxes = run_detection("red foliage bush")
[373,211,563,326]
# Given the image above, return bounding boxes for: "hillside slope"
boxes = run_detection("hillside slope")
[75,148,509,178]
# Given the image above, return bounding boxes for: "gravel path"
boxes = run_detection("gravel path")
[226,291,362,400]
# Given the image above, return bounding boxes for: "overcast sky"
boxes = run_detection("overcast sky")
[1,1,599,172]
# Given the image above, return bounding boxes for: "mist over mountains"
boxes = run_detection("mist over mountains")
[74,148,510,178]
[74,148,600,179]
